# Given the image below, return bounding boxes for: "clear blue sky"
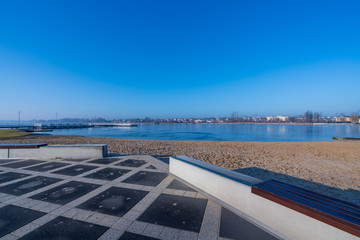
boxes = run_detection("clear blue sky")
[1,0,359,120]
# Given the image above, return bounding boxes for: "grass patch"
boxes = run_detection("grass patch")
[0,129,29,139]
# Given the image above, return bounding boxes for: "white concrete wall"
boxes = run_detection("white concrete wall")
[170,156,358,240]
[0,149,8,158]
[5,145,107,159]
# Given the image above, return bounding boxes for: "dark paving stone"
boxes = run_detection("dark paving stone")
[0,159,20,165]
[19,216,108,240]
[116,159,147,168]
[77,186,148,217]
[84,168,131,181]
[24,162,70,172]
[52,164,98,176]
[30,181,100,205]
[0,205,46,237]
[167,179,196,192]
[88,158,122,165]
[138,193,207,232]
[119,232,159,240]
[62,158,89,162]
[1,160,45,169]
[219,207,279,240]
[0,172,31,184]
[0,176,62,196]
[151,155,171,165]
[146,165,157,170]
[122,171,167,187]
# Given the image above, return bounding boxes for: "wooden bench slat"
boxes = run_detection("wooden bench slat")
[252,180,360,238]
[255,184,360,223]
[262,181,360,215]
[266,180,360,211]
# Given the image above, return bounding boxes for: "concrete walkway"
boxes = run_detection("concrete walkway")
[0,155,279,240]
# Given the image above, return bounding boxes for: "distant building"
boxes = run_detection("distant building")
[195,119,205,123]
[278,116,289,122]
[34,123,42,131]
[266,116,289,122]
[335,116,351,123]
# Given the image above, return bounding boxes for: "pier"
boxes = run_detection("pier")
[0,123,137,131]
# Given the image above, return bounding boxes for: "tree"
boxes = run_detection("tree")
[304,111,313,123]
[231,111,239,122]
[289,117,297,123]
[349,115,359,123]
[313,112,322,123]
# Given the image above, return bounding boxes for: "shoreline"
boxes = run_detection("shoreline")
[131,122,357,126]
[1,135,359,205]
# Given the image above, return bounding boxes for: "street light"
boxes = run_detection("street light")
[18,111,20,128]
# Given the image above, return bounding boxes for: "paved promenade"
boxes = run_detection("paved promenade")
[0,155,277,240]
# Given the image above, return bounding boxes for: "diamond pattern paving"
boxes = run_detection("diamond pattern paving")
[1,160,45,168]
[0,154,280,239]
[220,207,278,240]
[0,205,46,237]
[52,164,98,176]
[0,172,30,184]
[30,181,101,205]
[138,194,208,232]
[0,159,19,165]
[0,176,62,196]
[145,165,157,170]
[122,171,168,187]
[77,186,148,217]
[167,179,196,192]
[88,158,123,165]
[116,159,147,168]
[84,167,131,181]
[19,216,108,240]
[24,162,70,172]
[62,158,89,162]
[119,232,159,240]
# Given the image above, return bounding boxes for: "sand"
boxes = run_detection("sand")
[1,135,359,204]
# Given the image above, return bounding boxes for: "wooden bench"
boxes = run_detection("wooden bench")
[251,179,360,238]
[0,144,47,149]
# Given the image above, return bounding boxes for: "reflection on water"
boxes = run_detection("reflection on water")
[50,124,360,142]
[336,125,360,135]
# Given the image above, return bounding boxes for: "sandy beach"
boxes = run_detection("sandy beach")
[1,135,359,204]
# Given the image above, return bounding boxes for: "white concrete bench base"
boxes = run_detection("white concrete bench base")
[0,145,107,159]
[169,156,357,240]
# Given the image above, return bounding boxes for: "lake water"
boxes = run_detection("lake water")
[49,124,360,142]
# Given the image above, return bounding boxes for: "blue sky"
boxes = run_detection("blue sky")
[1,0,359,120]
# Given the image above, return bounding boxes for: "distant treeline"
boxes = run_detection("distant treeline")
[24,111,360,124]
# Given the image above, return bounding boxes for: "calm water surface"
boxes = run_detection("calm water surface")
[50,124,360,142]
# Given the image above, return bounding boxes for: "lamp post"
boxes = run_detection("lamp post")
[18,111,20,128]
